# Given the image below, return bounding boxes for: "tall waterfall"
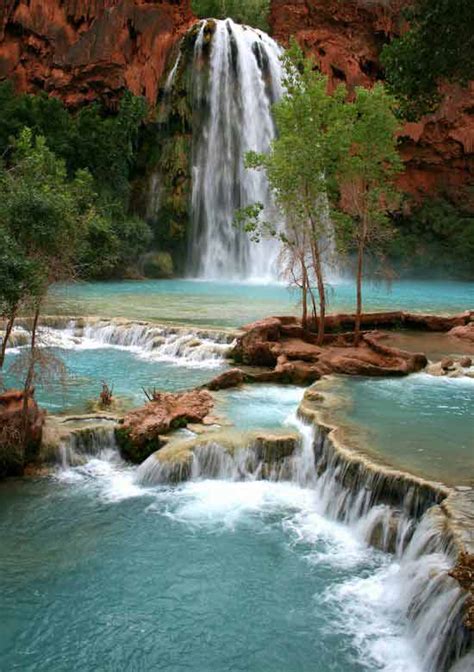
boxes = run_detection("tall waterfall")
[187,19,283,281]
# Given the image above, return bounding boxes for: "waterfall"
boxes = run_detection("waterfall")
[187,19,283,281]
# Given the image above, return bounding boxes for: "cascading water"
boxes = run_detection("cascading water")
[187,19,283,281]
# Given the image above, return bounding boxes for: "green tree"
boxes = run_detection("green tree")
[238,44,352,343]
[338,85,403,344]
[381,0,474,119]
[192,0,270,30]
[0,129,93,415]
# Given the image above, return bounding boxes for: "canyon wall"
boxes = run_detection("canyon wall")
[0,0,472,206]
[0,0,194,107]
[270,0,474,207]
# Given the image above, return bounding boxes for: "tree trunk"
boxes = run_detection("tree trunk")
[309,237,326,346]
[355,240,364,346]
[0,311,16,370]
[301,260,308,330]
[21,303,41,452]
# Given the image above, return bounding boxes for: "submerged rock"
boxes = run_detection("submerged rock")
[116,390,214,463]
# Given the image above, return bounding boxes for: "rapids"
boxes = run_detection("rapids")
[0,415,471,672]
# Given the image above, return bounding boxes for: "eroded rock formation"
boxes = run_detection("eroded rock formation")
[0,0,194,107]
[0,389,45,477]
[116,389,214,462]
[269,0,474,207]
[232,315,428,384]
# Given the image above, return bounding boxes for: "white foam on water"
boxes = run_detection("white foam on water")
[7,321,234,369]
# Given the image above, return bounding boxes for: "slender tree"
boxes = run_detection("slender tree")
[240,43,352,344]
[0,128,94,445]
[338,85,403,345]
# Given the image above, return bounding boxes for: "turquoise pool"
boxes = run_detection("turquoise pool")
[319,374,474,486]
[46,278,474,328]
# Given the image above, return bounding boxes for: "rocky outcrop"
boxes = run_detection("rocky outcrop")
[449,323,474,343]
[116,389,214,463]
[0,0,194,107]
[203,368,246,391]
[232,315,429,384]
[0,389,45,477]
[270,0,474,207]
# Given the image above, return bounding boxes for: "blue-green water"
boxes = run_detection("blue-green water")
[0,465,423,672]
[321,374,474,485]
[215,385,304,429]
[3,347,223,414]
[46,278,474,328]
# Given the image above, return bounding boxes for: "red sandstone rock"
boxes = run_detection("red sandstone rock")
[270,0,474,208]
[0,0,194,108]
[0,389,45,477]
[204,368,246,391]
[233,315,428,383]
[449,323,474,343]
[120,389,214,446]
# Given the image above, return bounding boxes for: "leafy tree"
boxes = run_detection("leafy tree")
[238,43,352,343]
[338,84,403,344]
[0,128,93,416]
[0,84,151,278]
[381,0,474,119]
[192,0,270,31]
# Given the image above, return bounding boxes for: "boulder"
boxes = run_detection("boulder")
[441,357,455,371]
[449,323,474,343]
[204,368,246,391]
[116,390,214,463]
[460,357,473,368]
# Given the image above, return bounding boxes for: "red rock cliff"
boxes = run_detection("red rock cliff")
[270,0,474,207]
[0,0,194,107]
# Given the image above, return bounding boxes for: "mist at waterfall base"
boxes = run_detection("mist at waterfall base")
[0,449,459,672]
[47,278,474,328]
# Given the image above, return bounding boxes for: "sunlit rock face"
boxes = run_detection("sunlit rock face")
[269,0,474,208]
[0,0,194,107]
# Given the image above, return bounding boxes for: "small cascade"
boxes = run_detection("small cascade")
[58,426,118,469]
[136,432,299,486]
[7,319,235,369]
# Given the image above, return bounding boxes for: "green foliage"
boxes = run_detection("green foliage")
[0,129,92,294]
[0,84,151,278]
[338,83,403,254]
[191,0,270,30]
[390,199,474,279]
[381,0,474,119]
